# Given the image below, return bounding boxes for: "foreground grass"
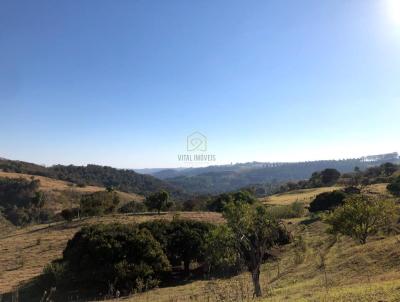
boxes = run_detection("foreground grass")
[109,218,400,302]
[0,212,223,294]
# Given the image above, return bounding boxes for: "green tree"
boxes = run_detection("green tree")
[139,219,213,275]
[62,224,170,294]
[325,195,397,244]
[80,191,120,217]
[205,224,242,277]
[223,203,290,297]
[387,176,400,197]
[309,190,347,212]
[144,190,172,214]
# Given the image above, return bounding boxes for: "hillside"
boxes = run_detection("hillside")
[0,171,144,213]
[149,153,400,194]
[115,218,400,302]
[0,212,223,294]
[1,183,399,301]
[0,159,182,198]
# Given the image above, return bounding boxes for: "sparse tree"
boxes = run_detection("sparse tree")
[144,190,172,214]
[223,203,290,297]
[325,195,397,244]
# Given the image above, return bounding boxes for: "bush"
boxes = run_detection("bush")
[207,190,256,212]
[60,208,78,222]
[118,200,147,214]
[205,225,243,277]
[139,219,214,274]
[309,190,347,212]
[325,195,397,244]
[387,176,400,197]
[80,191,120,217]
[62,224,170,295]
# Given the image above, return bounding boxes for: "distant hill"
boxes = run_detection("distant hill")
[0,159,182,198]
[149,152,400,194]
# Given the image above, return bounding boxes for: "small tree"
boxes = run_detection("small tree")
[309,190,347,212]
[144,190,172,214]
[325,195,397,244]
[387,176,400,197]
[223,203,290,297]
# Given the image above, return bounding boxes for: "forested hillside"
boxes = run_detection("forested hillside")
[0,159,181,197]
[161,153,400,194]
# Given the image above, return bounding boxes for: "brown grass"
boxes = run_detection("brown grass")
[0,212,223,294]
[260,186,343,206]
[0,171,144,212]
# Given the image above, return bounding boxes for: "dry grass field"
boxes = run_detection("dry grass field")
[0,171,144,212]
[1,183,398,301]
[107,219,400,302]
[0,212,223,295]
[260,183,390,206]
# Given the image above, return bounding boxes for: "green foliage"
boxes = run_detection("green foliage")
[309,190,347,212]
[310,168,341,187]
[144,190,172,214]
[223,203,290,297]
[387,176,400,197]
[205,224,242,277]
[118,200,147,213]
[62,224,170,294]
[0,158,182,197]
[80,191,120,217]
[0,177,40,208]
[139,219,214,274]
[207,190,256,212]
[325,195,397,244]
[266,202,306,219]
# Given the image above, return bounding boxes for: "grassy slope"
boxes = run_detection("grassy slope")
[113,219,400,302]
[1,183,398,301]
[0,171,144,212]
[0,212,223,294]
[260,183,389,206]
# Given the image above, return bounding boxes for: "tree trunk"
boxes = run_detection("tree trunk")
[251,268,262,297]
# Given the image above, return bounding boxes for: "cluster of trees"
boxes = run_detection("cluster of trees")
[0,177,53,226]
[278,168,341,193]
[0,158,181,197]
[40,199,291,299]
[164,155,399,194]
[206,190,256,212]
[40,219,213,297]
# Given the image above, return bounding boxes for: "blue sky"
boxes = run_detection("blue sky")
[1,0,399,168]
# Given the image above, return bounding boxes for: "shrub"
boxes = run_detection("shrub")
[325,195,397,244]
[309,190,347,212]
[118,200,147,214]
[80,191,120,217]
[62,224,170,294]
[387,176,400,197]
[60,209,76,222]
[139,219,214,274]
[207,190,256,212]
[205,225,243,277]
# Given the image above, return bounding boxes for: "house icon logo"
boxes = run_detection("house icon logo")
[187,131,207,152]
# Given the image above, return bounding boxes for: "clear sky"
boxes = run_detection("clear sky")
[1,0,399,168]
